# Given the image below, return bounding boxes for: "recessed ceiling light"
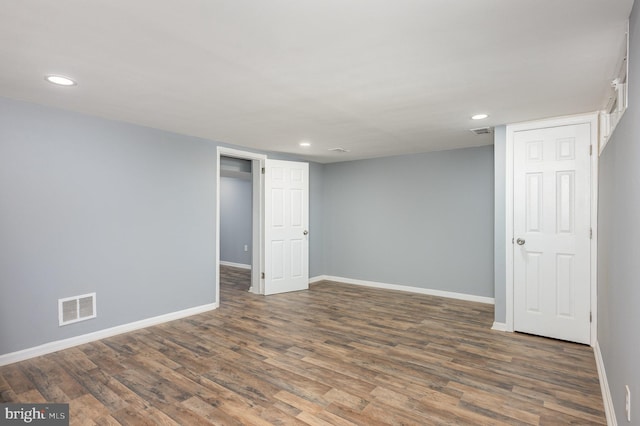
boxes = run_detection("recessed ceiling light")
[299,141,311,147]
[471,113,489,120]
[45,75,77,86]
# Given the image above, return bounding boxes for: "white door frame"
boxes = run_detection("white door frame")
[216,147,266,302]
[505,112,599,346]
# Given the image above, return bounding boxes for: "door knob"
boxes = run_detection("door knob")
[303,230,309,235]
[516,238,525,246]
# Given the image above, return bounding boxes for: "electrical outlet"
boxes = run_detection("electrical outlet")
[626,385,631,422]
[244,245,248,252]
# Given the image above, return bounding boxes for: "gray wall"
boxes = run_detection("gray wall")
[598,1,640,423]
[0,96,326,357]
[0,98,218,355]
[220,176,252,266]
[309,162,325,278]
[322,146,495,297]
[493,126,506,322]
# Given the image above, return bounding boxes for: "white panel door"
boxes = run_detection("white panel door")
[264,159,309,295]
[513,123,591,344]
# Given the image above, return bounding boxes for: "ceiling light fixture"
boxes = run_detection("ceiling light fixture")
[299,141,311,147]
[45,75,77,86]
[471,113,489,120]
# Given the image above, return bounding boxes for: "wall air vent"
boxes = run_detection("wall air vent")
[58,292,96,326]
[328,147,350,153]
[470,127,493,135]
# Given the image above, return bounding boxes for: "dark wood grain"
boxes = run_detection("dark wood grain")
[1,266,605,425]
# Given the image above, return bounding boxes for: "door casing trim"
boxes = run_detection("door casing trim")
[505,113,599,346]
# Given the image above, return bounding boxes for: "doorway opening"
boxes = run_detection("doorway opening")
[216,147,266,305]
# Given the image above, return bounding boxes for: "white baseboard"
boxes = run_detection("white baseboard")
[491,321,508,331]
[0,302,219,367]
[312,275,494,305]
[309,275,329,284]
[594,340,617,426]
[220,261,252,270]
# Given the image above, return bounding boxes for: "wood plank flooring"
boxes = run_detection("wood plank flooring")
[1,266,605,425]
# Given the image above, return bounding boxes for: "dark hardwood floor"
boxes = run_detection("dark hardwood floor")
[0,266,605,425]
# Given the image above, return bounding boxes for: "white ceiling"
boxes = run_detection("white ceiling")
[0,0,633,163]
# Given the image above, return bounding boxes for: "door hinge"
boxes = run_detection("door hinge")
[512,237,514,244]
[590,145,593,156]
[261,272,265,279]
[590,228,593,239]
[590,311,592,323]
[261,167,265,174]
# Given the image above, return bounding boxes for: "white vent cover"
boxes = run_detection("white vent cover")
[470,127,493,135]
[58,292,96,326]
[328,147,350,153]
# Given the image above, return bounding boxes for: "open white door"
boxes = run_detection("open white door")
[513,123,591,344]
[264,159,309,295]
